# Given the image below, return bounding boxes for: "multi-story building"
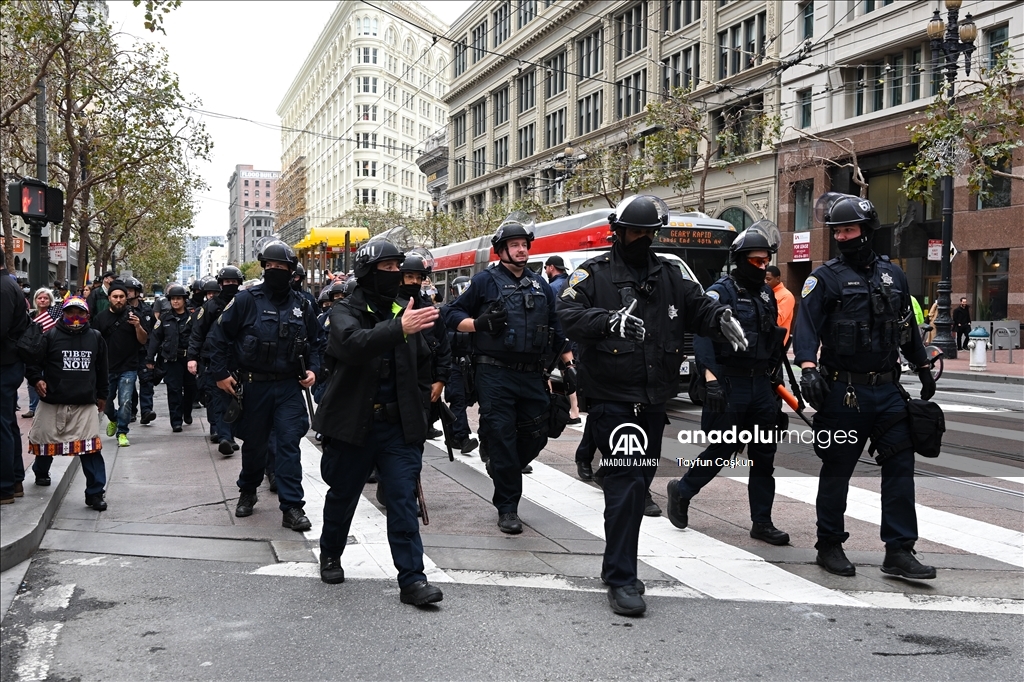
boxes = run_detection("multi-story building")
[176,235,220,284]
[775,0,1022,321]
[416,128,450,214]
[199,244,228,280]
[242,210,276,262]
[277,1,449,243]
[226,165,279,265]
[444,0,783,230]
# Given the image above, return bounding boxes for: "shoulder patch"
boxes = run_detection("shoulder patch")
[801,276,818,298]
[561,287,578,300]
[223,298,234,311]
[153,320,161,329]
[197,308,204,320]
[567,269,589,287]
[705,290,720,301]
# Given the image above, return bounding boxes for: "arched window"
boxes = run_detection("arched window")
[718,207,753,232]
[404,38,414,56]
[385,27,395,46]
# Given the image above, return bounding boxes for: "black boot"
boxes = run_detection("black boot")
[320,555,345,584]
[643,491,661,517]
[607,585,646,616]
[666,480,689,529]
[750,522,790,546]
[881,545,936,580]
[816,542,855,576]
[576,461,593,481]
[400,581,443,605]
[236,490,257,517]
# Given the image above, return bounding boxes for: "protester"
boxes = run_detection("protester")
[94,282,149,447]
[22,288,61,419]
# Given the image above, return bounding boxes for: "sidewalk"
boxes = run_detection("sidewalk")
[937,351,1024,384]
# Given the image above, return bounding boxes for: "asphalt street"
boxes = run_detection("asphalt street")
[0,369,1021,681]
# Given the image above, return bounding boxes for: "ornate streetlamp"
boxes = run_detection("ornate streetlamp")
[925,0,976,359]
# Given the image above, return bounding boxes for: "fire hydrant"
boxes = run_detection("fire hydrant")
[968,326,989,372]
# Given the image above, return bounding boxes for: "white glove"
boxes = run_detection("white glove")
[608,299,646,344]
[719,308,748,352]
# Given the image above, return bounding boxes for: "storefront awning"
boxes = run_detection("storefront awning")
[293,227,370,249]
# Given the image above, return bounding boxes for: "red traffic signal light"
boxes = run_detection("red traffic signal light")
[7,178,63,224]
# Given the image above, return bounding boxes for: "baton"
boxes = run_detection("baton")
[298,356,316,422]
[437,401,456,461]
[775,383,813,428]
[416,475,429,525]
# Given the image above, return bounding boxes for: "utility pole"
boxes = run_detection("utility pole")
[29,77,51,288]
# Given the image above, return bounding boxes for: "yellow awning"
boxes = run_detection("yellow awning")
[294,227,370,249]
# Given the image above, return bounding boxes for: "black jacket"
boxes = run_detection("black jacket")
[556,248,725,405]
[1,268,29,366]
[411,293,452,384]
[147,308,191,364]
[187,295,229,362]
[26,323,108,405]
[312,288,433,446]
[952,305,971,329]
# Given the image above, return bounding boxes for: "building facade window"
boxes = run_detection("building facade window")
[494,2,511,46]
[545,108,566,149]
[472,147,487,178]
[494,136,509,168]
[978,156,1012,210]
[494,87,510,125]
[517,70,536,113]
[616,70,647,119]
[988,25,1009,67]
[453,38,468,77]
[615,3,647,61]
[518,123,535,159]
[453,157,466,185]
[794,180,813,231]
[518,0,537,29]
[545,51,567,98]
[453,113,467,147]
[472,100,487,137]
[718,12,765,79]
[577,27,603,80]
[577,91,602,134]
[801,1,814,40]
[662,0,700,31]
[797,89,812,128]
[976,249,1009,319]
[471,20,488,62]
[663,45,699,91]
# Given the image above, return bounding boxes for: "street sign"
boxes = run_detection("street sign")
[792,231,810,261]
[11,237,24,254]
[48,242,67,261]
[927,239,942,261]
[950,243,958,261]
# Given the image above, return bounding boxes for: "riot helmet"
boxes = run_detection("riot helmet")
[294,263,306,279]
[318,282,334,305]
[609,195,669,232]
[342,276,359,297]
[729,220,780,261]
[450,276,471,299]
[353,241,404,278]
[123,277,144,294]
[815,193,880,232]
[217,266,243,283]
[201,276,222,293]
[491,212,535,253]
[259,240,297,271]
[165,283,188,300]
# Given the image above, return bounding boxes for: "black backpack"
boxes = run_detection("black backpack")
[869,398,945,462]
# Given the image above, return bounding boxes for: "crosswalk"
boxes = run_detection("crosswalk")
[245,419,1024,616]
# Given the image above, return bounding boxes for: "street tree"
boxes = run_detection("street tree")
[901,50,1024,202]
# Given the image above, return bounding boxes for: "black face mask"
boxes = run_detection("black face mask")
[837,234,875,267]
[219,284,239,300]
[734,260,767,288]
[618,235,652,268]
[263,269,291,296]
[398,283,422,300]
[362,269,402,302]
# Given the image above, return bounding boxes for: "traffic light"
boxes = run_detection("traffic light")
[7,178,63,224]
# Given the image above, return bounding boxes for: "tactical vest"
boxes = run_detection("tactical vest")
[237,288,309,374]
[161,310,191,361]
[199,298,228,359]
[473,266,551,359]
[822,256,908,369]
[712,275,778,365]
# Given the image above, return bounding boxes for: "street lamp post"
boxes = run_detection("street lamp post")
[554,145,587,215]
[926,0,976,360]
[431,196,439,247]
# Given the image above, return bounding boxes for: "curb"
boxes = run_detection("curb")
[942,370,1024,386]
[0,456,79,573]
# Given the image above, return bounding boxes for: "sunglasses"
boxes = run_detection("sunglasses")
[746,256,771,267]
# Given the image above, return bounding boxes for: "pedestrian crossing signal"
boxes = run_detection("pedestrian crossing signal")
[8,178,63,224]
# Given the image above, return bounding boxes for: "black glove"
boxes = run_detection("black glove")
[607,310,645,343]
[474,306,507,334]
[800,367,829,410]
[563,365,579,395]
[918,367,936,401]
[705,380,727,414]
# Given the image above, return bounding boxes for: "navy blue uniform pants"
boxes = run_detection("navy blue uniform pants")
[812,380,918,549]
[444,363,471,443]
[677,375,779,524]
[0,361,25,496]
[235,379,307,511]
[320,421,425,587]
[474,363,549,514]
[575,416,597,464]
[162,361,196,429]
[589,402,665,588]
[131,363,154,417]
[34,452,106,498]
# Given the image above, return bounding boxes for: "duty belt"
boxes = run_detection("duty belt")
[474,355,543,373]
[829,369,897,386]
[242,371,295,382]
[373,402,401,424]
[721,365,772,378]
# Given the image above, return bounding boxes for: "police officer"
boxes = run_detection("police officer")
[188,266,243,454]
[794,193,936,580]
[147,284,195,432]
[124,277,157,425]
[208,241,322,531]
[442,276,478,455]
[444,213,573,534]
[400,253,451,441]
[314,241,444,605]
[557,195,747,616]
[188,280,205,310]
[666,222,790,546]
[291,263,317,308]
